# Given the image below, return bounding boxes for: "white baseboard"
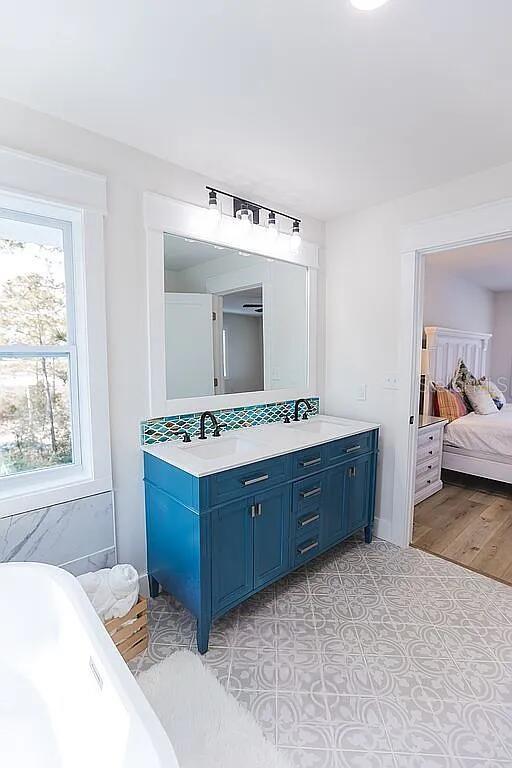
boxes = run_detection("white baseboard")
[138,572,150,598]
[374,516,394,544]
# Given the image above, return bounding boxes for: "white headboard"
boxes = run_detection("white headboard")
[422,326,492,415]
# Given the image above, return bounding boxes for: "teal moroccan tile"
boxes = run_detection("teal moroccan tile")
[140,398,319,445]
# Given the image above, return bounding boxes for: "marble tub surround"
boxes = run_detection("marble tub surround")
[140,397,320,446]
[0,491,116,577]
[131,535,512,767]
[143,414,378,477]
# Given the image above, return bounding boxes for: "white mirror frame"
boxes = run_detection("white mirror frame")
[144,191,319,418]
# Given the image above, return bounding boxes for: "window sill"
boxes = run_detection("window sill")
[0,475,112,519]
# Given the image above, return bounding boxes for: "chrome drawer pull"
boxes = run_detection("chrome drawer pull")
[297,540,319,556]
[300,487,321,499]
[345,445,361,454]
[242,474,269,486]
[299,513,320,528]
[300,457,321,467]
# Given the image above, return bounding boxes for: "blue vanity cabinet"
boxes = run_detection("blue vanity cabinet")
[144,425,378,654]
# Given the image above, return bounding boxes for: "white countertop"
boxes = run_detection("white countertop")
[143,414,380,478]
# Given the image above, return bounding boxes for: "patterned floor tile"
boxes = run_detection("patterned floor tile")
[136,535,512,765]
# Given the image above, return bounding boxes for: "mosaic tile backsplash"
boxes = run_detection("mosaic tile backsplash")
[141,398,320,445]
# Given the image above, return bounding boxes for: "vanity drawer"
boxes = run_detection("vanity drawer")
[292,536,321,568]
[326,431,373,465]
[291,446,325,478]
[292,474,327,513]
[207,455,290,506]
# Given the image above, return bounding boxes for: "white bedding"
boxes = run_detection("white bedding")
[444,403,512,457]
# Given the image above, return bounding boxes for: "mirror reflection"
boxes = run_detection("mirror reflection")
[164,234,308,399]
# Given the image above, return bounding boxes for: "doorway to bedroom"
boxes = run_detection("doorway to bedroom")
[411,238,512,584]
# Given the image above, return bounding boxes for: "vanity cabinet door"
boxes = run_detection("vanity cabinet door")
[253,485,291,590]
[324,455,372,547]
[211,498,253,614]
[342,454,372,537]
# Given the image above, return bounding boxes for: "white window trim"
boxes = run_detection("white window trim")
[144,191,320,417]
[0,149,111,518]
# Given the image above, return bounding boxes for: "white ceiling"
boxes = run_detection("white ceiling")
[164,235,231,271]
[2,1,512,219]
[426,238,512,292]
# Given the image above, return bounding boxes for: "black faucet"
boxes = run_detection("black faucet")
[198,411,220,439]
[293,398,314,422]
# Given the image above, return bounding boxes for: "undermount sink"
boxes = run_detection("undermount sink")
[178,436,257,461]
[288,418,346,437]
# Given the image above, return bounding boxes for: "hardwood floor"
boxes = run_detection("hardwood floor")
[413,471,512,586]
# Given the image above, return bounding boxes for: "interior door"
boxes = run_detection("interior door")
[165,293,214,398]
[253,485,290,589]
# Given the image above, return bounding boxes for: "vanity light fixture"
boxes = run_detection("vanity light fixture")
[235,202,254,232]
[290,220,301,252]
[267,210,279,241]
[208,189,221,222]
[350,0,390,9]
[205,186,301,246]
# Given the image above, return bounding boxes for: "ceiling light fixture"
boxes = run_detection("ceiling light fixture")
[290,220,302,253]
[350,0,390,9]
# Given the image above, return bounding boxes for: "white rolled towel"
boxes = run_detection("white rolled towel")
[78,564,139,621]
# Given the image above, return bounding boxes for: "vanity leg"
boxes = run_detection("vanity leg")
[196,617,210,655]
[148,575,160,598]
[364,523,373,544]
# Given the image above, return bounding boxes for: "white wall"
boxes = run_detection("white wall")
[325,159,512,542]
[223,313,263,394]
[491,291,512,401]
[423,259,494,335]
[0,97,325,574]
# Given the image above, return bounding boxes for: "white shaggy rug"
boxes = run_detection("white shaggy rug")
[138,650,289,768]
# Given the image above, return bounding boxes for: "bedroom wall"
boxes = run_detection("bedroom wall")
[0,96,325,575]
[325,159,512,543]
[423,259,494,335]
[491,291,512,402]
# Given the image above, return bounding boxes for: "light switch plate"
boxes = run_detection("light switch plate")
[356,383,367,401]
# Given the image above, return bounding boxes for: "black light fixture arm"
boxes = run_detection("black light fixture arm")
[205,186,301,224]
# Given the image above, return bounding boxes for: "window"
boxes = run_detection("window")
[0,210,79,478]
[0,168,110,518]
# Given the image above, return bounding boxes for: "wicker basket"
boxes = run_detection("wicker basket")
[104,597,148,663]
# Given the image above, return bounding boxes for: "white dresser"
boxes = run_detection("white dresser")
[415,415,448,505]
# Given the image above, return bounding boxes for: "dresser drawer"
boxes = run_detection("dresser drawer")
[416,456,440,481]
[207,455,290,506]
[326,431,373,465]
[418,428,441,450]
[291,446,325,478]
[415,468,440,496]
[417,440,440,464]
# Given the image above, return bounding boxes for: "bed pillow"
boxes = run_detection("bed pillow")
[479,377,506,410]
[464,384,499,415]
[433,385,469,422]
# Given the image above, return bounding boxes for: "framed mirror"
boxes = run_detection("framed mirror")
[144,193,319,417]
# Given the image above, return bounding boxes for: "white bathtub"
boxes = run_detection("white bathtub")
[0,562,179,768]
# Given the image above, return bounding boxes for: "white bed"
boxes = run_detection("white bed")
[423,326,512,484]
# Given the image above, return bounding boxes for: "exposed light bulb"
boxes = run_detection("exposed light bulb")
[208,189,221,223]
[236,203,253,233]
[267,210,279,242]
[350,0,390,9]
[290,220,301,253]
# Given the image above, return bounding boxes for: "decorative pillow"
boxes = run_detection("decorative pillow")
[451,359,479,398]
[479,377,506,410]
[433,385,469,422]
[464,384,499,415]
